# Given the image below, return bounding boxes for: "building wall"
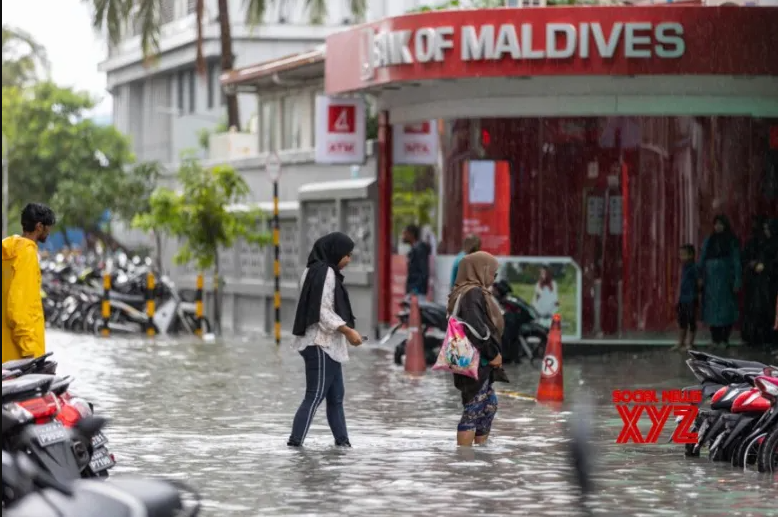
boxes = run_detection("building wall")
[440,115,778,337]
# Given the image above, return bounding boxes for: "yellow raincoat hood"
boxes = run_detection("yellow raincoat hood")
[2,235,46,362]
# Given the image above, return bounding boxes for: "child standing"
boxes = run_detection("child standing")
[674,244,699,351]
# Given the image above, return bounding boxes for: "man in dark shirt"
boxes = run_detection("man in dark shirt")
[673,244,699,351]
[402,224,431,301]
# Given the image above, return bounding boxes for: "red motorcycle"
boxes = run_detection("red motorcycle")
[2,353,115,477]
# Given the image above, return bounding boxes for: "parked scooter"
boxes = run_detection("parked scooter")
[386,297,448,366]
[2,419,200,516]
[491,280,548,365]
[2,353,115,478]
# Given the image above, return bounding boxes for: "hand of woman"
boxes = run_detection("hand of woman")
[344,328,363,346]
[488,353,503,367]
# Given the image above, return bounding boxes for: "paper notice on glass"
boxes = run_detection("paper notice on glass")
[468,160,495,204]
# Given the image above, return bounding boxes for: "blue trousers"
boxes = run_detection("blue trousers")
[288,346,349,446]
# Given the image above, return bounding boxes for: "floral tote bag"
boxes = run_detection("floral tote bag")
[432,294,490,379]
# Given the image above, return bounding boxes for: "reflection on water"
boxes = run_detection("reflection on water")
[47,331,776,516]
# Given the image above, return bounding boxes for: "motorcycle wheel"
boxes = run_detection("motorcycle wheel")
[732,432,764,469]
[756,427,778,473]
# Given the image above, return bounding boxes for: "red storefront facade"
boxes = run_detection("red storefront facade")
[324,6,778,339]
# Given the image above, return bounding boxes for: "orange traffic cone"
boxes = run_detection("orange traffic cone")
[405,295,427,374]
[536,313,564,403]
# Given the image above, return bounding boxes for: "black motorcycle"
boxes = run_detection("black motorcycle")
[386,298,448,366]
[491,280,548,365]
[2,418,200,516]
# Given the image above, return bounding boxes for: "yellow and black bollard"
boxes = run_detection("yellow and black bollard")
[273,182,281,346]
[101,272,111,337]
[145,271,156,337]
[195,273,204,337]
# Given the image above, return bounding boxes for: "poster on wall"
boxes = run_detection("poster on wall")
[389,255,408,324]
[495,257,583,341]
[314,95,366,164]
[393,120,438,165]
[462,160,511,255]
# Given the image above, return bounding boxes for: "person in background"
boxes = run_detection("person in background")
[2,203,56,362]
[673,244,699,352]
[533,265,560,328]
[699,214,741,349]
[448,251,509,447]
[403,224,431,301]
[450,234,481,289]
[288,232,363,448]
[742,216,777,348]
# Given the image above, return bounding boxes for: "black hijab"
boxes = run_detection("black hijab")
[705,214,737,260]
[292,232,355,336]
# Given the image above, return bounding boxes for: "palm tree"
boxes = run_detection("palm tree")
[2,25,50,87]
[86,0,366,131]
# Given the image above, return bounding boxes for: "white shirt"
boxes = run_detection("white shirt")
[533,281,560,319]
[292,267,349,363]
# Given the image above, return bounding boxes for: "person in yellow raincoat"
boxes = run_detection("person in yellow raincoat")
[2,203,56,362]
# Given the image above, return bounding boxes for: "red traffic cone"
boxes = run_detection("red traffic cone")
[405,295,426,375]
[536,313,564,403]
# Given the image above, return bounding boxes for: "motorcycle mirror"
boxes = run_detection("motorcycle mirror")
[74,415,109,440]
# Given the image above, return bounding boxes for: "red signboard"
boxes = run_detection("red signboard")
[390,254,408,324]
[462,160,511,256]
[327,104,356,133]
[325,6,778,94]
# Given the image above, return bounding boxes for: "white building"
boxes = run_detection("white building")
[99,0,443,166]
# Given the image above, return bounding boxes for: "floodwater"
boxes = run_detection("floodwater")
[47,330,776,517]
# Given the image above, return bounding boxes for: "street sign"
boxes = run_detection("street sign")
[266,152,281,182]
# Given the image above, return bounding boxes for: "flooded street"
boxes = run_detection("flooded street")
[47,330,776,517]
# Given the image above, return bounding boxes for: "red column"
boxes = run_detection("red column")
[377,111,393,325]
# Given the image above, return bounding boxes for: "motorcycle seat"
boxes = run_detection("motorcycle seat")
[2,352,54,372]
[2,374,54,401]
[107,478,183,517]
[110,291,146,305]
[688,351,766,370]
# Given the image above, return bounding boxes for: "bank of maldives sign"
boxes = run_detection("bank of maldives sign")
[359,21,686,81]
[315,96,367,165]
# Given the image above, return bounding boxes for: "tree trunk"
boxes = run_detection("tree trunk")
[90,228,129,254]
[213,249,222,336]
[153,229,163,274]
[217,0,240,130]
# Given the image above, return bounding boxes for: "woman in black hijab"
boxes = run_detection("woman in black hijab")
[288,232,363,447]
[742,216,778,347]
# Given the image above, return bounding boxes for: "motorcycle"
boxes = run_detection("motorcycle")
[491,280,548,365]
[85,271,208,336]
[2,418,201,516]
[731,374,778,470]
[2,353,115,478]
[386,297,448,366]
[678,351,775,459]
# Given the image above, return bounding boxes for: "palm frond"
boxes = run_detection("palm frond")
[244,0,268,27]
[305,0,327,25]
[349,0,367,23]
[136,0,162,66]
[84,0,133,47]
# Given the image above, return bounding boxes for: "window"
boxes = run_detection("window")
[177,71,185,113]
[187,0,197,14]
[260,100,276,152]
[188,69,195,113]
[281,95,302,150]
[207,62,216,110]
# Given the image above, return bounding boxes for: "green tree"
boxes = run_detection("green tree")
[2,82,146,248]
[132,154,271,334]
[392,165,438,239]
[87,0,367,131]
[2,25,50,87]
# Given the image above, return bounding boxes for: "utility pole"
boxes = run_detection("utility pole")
[2,134,9,238]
